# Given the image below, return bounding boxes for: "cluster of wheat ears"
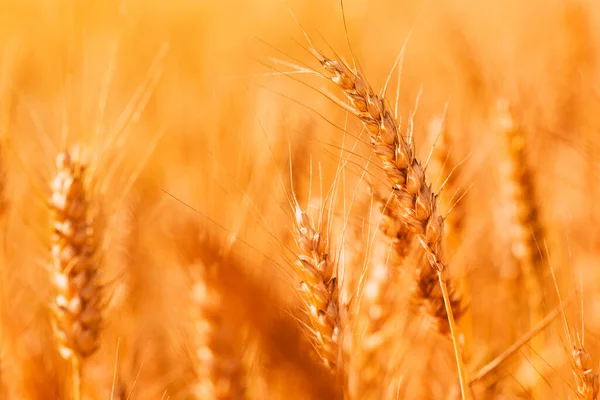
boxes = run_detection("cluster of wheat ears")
[1,0,600,399]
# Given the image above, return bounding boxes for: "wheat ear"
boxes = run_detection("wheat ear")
[371,189,414,259]
[292,202,340,371]
[348,191,411,399]
[190,260,245,400]
[49,147,102,400]
[374,187,464,336]
[571,347,599,400]
[314,52,471,399]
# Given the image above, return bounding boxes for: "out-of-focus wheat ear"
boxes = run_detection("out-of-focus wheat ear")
[372,188,463,340]
[370,188,414,259]
[49,147,103,400]
[189,260,245,400]
[349,193,411,399]
[312,52,471,399]
[496,100,546,354]
[427,117,473,363]
[291,200,340,371]
[498,97,557,400]
[372,187,464,340]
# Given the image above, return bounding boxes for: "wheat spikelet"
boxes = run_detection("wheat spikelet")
[313,51,470,397]
[190,260,245,400]
[291,201,340,371]
[49,147,102,399]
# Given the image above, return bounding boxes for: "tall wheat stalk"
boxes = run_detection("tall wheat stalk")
[310,49,472,399]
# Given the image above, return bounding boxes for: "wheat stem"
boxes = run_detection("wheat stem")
[470,293,575,384]
[438,272,471,400]
[71,356,82,400]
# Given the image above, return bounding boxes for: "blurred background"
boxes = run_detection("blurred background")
[0,0,599,398]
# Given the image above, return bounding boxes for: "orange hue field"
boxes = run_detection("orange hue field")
[1,0,600,399]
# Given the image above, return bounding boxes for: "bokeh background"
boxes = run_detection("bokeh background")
[1,0,599,398]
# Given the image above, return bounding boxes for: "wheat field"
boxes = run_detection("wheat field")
[0,0,599,399]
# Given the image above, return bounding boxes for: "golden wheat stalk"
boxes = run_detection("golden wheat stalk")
[49,147,102,400]
[312,51,471,399]
[291,201,340,371]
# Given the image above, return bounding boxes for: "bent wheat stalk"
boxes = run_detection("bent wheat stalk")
[312,51,471,399]
[49,147,102,400]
